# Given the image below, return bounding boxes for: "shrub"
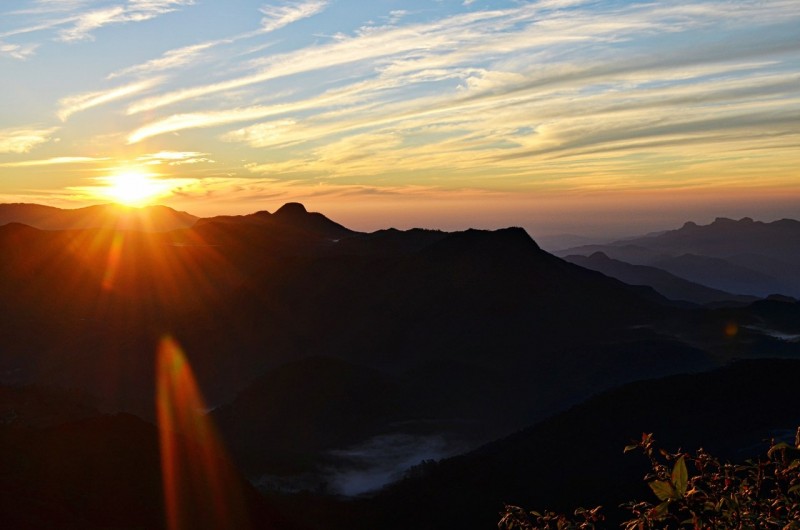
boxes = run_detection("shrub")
[500,429,800,529]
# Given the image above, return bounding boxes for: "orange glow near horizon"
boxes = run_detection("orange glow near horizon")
[156,336,251,530]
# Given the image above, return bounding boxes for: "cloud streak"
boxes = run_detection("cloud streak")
[57,1,196,42]
[0,40,38,60]
[108,42,218,79]
[0,156,109,168]
[0,0,196,52]
[58,78,162,121]
[260,1,327,33]
[0,127,58,154]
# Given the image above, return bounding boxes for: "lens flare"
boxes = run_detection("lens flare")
[156,336,252,530]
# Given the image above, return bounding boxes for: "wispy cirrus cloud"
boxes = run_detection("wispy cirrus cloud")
[57,0,196,42]
[58,78,162,121]
[260,1,328,33]
[127,85,356,142]
[0,40,38,60]
[124,0,800,119]
[108,42,218,79]
[136,151,215,165]
[104,1,327,82]
[124,7,514,114]
[0,0,195,49]
[0,156,109,168]
[200,0,798,188]
[0,127,58,154]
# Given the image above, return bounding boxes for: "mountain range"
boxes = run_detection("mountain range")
[557,217,800,298]
[564,251,757,306]
[1,203,799,529]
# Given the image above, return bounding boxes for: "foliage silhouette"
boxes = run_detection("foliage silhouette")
[500,430,800,529]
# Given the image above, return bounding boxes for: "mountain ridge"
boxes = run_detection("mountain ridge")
[557,216,800,297]
[565,251,758,305]
[0,202,198,232]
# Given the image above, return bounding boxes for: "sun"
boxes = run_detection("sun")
[100,170,172,206]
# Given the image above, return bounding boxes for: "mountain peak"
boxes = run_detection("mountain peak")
[275,202,308,216]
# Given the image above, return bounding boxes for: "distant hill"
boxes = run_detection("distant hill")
[341,359,800,530]
[0,203,198,231]
[557,217,800,298]
[651,253,787,297]
[533,233,613,252]
[565,252,757,305]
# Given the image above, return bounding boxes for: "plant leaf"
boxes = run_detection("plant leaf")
[672,456,688,497]
[649,480,675,501]
[652,501,670,519]
[768,442,791,458]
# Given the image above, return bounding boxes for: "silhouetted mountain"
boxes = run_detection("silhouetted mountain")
[747,297,800,333]
[196,202,354,241]
[331,228,447,256]
[336,359,800,530]
[1,205,792,431]
[0,412,299,529]
[649,217,800,261]
[565,252,757,305]
[557,217,800,297]
[0,203,197,231]
[534,233,613,252]
[651,253,787,297]
[0,384,99,428]
[3,202,799,528]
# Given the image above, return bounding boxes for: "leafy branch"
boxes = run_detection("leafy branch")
[501,428,800,530]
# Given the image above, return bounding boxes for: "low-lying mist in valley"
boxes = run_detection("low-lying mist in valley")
[255,432,468,497]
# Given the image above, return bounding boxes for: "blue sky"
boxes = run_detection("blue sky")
[1,0,799,236]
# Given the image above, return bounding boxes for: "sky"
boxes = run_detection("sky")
[0,0,798,238]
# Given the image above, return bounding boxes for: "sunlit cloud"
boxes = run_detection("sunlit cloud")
[0,40,38,60]
[0,127,58,153]
[106,1,323,82]
[0,0,196,53]
[128,88,352,142]
[58,78,162,121]
[125,7,514,114]
[14,1,93,16]
[137,151,215,165]
[0,156,109,167]
[260,0,328,33]
[108,42,218,79]
[57,0,196,42]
